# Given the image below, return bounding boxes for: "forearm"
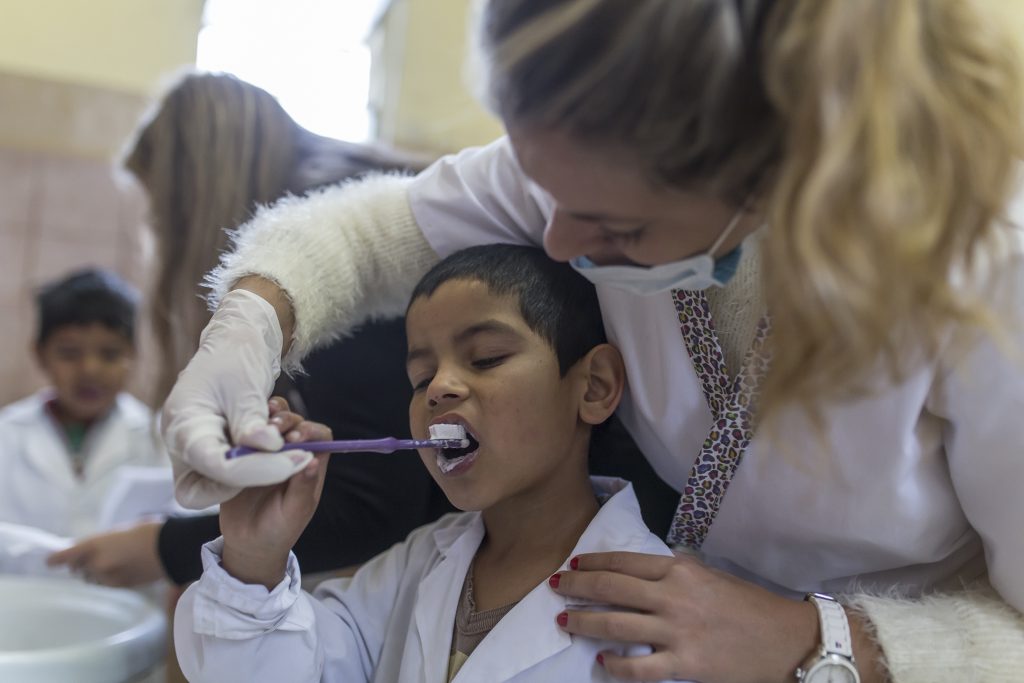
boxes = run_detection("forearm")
[175,540,375,683]
[221,541,289,591]
[847,584,1024,682]
[849,609,892,683]
[234,276,295,356]
[206,173,438,372]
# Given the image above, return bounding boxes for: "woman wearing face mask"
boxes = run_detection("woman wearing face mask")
[162,2,1024,682]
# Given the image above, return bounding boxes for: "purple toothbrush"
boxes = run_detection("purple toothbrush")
[225,424,469,459]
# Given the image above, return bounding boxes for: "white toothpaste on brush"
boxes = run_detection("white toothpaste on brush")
[428,423,468,445]
[429,423,473,473]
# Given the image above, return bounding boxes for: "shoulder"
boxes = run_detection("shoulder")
[410,136,546,205]
[112,393,155,429]
[584,478,675,558]
[408,136,551,256]
[412,137,519,180]
[108,394,164,461]
[0,392,48,427]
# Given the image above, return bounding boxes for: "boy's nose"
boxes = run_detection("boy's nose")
[78,354,103,375]
[426,373,467,409]
[427,391,459,409]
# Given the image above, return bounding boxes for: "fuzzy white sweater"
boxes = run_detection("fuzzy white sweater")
[207,173,1024,682]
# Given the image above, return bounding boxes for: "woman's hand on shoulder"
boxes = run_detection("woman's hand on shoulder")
[219,396,329,589]
[549,551,822,683]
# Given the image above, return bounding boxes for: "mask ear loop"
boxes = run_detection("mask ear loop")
[706,201,750,258]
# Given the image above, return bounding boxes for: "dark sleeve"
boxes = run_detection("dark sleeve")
[158,514,220,585]
[158,318,453,586]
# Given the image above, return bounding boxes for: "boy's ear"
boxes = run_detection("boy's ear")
[577,343,625,426]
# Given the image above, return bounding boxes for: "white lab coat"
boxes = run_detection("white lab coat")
[407,138,1024,611]
[0,389,168,538]
[174,478,680,683]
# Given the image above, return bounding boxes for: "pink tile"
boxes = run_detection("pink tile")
[0,226,30,290]
[8,297,37,347]
[37,155,122,242]
[0,361,32,408]
[0,148,38,231]
[0,300,43,407]
[28,237,124,289]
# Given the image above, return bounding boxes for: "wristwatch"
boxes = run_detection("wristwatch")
[795,593,860,683]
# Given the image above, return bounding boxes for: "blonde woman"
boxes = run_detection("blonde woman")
[161,3,1024,682]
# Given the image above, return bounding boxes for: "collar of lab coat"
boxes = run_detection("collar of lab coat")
[418,477,665,683]
[17,389,147,485]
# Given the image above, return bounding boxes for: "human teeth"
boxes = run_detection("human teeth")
[436,453,469,473]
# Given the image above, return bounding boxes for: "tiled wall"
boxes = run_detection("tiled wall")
[0,71,157,409]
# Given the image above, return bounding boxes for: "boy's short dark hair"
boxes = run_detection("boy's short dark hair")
[409,244,606,375]
[36,269,139,347]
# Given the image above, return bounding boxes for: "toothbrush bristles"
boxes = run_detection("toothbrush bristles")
[428,424,467,442]
[435,439,470,448]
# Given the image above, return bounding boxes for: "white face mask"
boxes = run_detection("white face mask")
[569,208,746,295]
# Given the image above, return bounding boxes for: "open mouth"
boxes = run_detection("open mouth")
[440,432,479,460]
[429,419,481,474]
[435,429,480,475]
[75,386,104,401]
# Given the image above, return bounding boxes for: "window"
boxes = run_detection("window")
[196,0,389,141]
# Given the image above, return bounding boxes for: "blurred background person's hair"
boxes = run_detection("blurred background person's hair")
[122,71,429,406]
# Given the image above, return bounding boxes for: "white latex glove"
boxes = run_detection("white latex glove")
[161,289,313,509]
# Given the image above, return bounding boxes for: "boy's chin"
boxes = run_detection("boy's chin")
[59,397,116,423]
[434,484,492,514]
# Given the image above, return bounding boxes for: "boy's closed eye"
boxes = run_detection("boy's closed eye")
[100,347,128,363]
[408,354,512,392]
[471,355,508,369]
[55,347,83,361]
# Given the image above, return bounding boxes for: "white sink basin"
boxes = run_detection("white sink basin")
[0,576,166,683]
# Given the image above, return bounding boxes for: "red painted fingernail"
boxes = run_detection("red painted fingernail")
[596,653,604,666]
[548,573,560,589]
[570,556,579,570]
[556,611,568,627]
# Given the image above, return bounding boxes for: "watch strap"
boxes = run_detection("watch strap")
[806,593,854,658]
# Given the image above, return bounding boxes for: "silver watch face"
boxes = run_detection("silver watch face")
[805,658,859,683]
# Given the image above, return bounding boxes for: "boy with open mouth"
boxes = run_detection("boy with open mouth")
[174,245,677,682]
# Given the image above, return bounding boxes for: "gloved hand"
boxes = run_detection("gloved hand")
[161,289,313,509]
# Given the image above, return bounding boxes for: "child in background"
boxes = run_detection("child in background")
[174,245,678,683]
[0,269,166,540]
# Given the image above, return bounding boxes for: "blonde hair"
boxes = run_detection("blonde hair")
[480,0,1024,415]
[124,72,427,406]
